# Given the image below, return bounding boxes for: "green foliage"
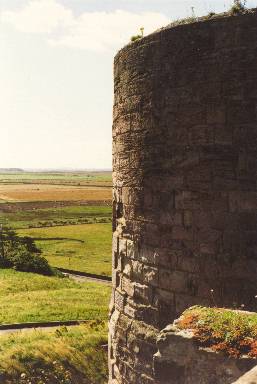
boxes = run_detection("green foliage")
[207,11,216,18]
[10,250,52,275]
[230,0,247,15]
[131,34,142,42]
[0,227,52,275]
[0,321,108,383]
[130,26,144,42]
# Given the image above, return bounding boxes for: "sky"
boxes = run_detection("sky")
[0,0,257,169]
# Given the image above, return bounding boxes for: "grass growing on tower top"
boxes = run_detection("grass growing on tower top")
[177,306,257,358]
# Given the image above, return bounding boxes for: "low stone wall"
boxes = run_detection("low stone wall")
[153,324,256,384]
[232,366,257,384]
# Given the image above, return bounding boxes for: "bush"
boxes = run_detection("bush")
[0,227,53,275]
[11,248,52,275]
[230,0,247,15]
[130,34,142,42]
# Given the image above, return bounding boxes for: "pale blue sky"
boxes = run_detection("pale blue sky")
[0,0,256,169]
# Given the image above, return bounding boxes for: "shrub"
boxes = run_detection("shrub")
[11,248,52,275]
[0,227,53,275]
[130,34,142,42]
[230,0,247,15]
[207,11,216,18]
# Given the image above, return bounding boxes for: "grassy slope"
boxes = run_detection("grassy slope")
[0,269,111,324]
[1,205,112,229]
[18,224,112,276]
[0,322,108,384]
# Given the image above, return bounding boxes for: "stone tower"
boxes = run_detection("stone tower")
[109,10,257,384]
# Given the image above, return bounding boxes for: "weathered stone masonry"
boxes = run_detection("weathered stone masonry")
[109,11,257,384]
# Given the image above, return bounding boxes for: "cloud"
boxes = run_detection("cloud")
[1,0,74,34]
[1,0,169,52]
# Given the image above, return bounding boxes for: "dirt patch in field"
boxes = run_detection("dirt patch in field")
[0,184,112,203]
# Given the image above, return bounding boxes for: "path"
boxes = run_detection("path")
[63,272,111,284]
[58,267,112,285]
[0,320,88,335]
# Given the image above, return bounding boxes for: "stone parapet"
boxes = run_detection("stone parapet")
[153,323,256,384]
[232,365,257,384]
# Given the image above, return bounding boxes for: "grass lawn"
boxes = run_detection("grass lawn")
[0,269,111,324]
[0,321,108,384]
[18,224,112,276]
[0,205,112,229]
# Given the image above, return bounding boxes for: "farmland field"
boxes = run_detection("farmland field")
[0,171,112,203]
[0,170,112,184]
[0,205,112,229]
[0,171,113,276]
[0,170,112,382]
[0,183,111,202]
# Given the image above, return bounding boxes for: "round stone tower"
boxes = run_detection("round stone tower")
[109,10,257,384]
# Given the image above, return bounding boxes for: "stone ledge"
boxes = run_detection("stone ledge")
[153,323,256,384]
[232,365,257,384]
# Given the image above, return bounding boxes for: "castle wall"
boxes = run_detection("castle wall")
[110,11,257,384]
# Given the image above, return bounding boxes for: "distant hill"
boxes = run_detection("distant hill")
[0,168,24,173]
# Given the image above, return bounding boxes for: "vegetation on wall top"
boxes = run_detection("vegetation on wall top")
[129,0,250,45]
[177,306,257,358]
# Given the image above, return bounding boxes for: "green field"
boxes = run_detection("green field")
[18,223,112,276]
[0,269,111,324]
[0,171,112,185]
[0,205,112,229]
[0,171,112,383]
[0,322,108,384]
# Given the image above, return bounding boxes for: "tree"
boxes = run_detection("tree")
[0,226,53,275]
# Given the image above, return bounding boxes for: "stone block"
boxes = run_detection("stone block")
[123,257,132,278]
[183,210,192,227]
[127,239,137,259]
[121,276,134,297]
[172,226,194,241]
[112,270,121,289]
[154,319,256,384]
[159,269,189,293]
[143,265,159,287]
[134,283,153,305]
[119,238,127,256]
[176,255,199,273]
[114,289,126,312]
